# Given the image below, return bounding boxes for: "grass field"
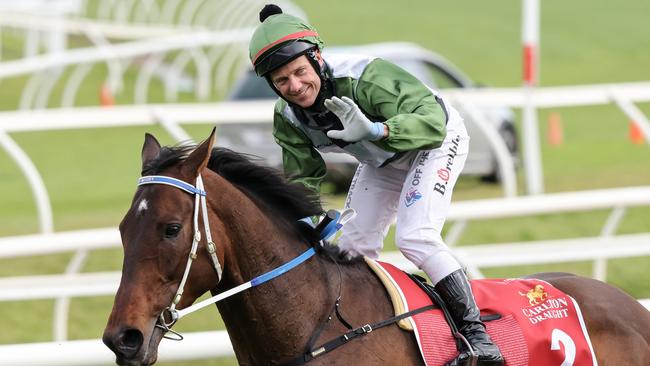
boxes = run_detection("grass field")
[1,1,649,365]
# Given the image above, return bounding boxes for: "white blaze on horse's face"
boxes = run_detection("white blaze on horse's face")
[137,198,149,214]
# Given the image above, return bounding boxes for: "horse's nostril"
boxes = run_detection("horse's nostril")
[116,328,144,357]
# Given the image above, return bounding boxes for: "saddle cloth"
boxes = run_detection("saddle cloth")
[366,259,598,366]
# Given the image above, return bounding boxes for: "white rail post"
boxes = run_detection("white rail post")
[54,249,89,341]
[151,107,194,144]
[593,206,627,281]
[456,99,518,198]
[522,0,543,195]
[0,129,53,233]
[83,24,124,98]
[610,89,650,146]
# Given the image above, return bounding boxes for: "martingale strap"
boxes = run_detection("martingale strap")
[282,304,437,366]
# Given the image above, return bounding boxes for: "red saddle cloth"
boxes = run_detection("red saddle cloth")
[375,261,598,366]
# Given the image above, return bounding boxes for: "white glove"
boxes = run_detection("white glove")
[325,96,385,142]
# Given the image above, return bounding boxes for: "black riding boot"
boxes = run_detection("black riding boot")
[435,270,504,366]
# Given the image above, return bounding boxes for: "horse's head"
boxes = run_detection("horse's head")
[103,127,326,365]
[103,129,224,366]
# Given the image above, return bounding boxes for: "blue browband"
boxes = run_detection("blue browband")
[138,175,206,196]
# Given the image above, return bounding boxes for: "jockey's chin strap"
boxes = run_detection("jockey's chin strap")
[137,174,223,340]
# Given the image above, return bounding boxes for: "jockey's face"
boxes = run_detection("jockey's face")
[270,52,323,108]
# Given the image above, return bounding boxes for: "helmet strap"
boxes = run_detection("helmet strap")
[305,50,335,113]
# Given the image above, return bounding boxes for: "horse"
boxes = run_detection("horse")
[103,128,650,365]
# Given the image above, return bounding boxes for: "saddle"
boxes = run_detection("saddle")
[365,258,598,366]
[366,257,442,331]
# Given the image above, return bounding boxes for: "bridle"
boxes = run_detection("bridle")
[136,173,320,341]
[137,174,223,339]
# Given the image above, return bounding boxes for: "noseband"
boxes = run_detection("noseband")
[137,174,223,339]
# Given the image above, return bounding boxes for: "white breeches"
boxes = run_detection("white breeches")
[338,109,469,284]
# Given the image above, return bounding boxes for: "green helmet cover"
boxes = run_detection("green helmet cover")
[249,13,324,76]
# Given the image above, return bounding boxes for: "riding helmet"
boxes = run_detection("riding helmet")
[249,4,324,77]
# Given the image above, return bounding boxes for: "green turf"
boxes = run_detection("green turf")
[1,2,649,365]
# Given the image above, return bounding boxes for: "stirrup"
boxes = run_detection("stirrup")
[445,331,478,366]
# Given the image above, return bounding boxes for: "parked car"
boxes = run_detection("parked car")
[219,42,518,192]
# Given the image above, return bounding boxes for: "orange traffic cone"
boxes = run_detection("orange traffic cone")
[99,83,115,107]
[629,121,644,144]
[547,112,563,146]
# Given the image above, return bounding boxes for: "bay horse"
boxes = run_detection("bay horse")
[103,128,650,365]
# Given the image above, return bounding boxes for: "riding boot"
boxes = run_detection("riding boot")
[434,269,504,366]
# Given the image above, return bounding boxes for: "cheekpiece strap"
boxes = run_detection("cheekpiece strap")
[138,175,206,196]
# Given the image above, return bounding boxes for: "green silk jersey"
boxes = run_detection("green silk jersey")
[272,54,448,192]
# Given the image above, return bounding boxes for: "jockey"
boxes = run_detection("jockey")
[249,5,503,365]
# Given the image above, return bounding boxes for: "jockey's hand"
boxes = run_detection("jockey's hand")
[325,96,386,142]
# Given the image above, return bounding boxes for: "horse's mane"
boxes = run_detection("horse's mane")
[206,147,322,221]
[142,144,359,263]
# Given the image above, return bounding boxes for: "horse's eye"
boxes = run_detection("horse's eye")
[164,224,182,238]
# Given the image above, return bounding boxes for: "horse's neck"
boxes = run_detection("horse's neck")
[217,260,338,363]
[217,257,394,364]
[204,176,398,362]
[205,178,343,362]
[207,179,302,281]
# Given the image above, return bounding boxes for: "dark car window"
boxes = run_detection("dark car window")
[424,62,464,89]
[228,72,277,100]
[390,59,437,87]
[394,59,465,89]
[371,57,466,91]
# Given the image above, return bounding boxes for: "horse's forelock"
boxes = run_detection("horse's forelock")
[141,145,194,176]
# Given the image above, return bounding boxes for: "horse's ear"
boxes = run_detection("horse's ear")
[141,133,161,170]
[181,127,216,178]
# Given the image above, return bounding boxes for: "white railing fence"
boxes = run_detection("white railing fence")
[0,29,254,108]
[6,297,650,366]
[0,92,648,346]
[0,330,234,366]
[1,108,649,363]
[1,186,649,348]
[1,81,649,236]
[0,0,309,109]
